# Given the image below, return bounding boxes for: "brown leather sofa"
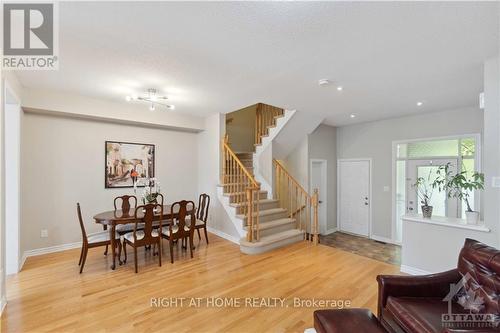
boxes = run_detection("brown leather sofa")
[377,238,500,333]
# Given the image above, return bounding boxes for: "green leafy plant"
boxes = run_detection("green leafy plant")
[433,163,484,212]
[412,170,436,207]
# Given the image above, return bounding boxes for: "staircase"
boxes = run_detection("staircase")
[220,104,319,255]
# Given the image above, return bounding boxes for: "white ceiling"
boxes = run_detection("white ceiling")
[15,2,499,126]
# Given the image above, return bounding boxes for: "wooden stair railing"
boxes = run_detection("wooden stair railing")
[221,135,261,242]
[255,103,284,146]
[273,159,319,245]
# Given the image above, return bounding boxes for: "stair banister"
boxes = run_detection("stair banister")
[273,158,319,244]
[221,136,261,242]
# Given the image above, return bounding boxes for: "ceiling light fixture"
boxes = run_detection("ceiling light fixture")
[337,86,343,91]
[125,88,175,110]
[416,101,424,106]
[350,114,356,118]
[318,79,331,86]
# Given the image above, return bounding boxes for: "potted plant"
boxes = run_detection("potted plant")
[412,172,435,218]
[434,163,484,225]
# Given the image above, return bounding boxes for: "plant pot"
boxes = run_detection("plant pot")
[465,211,480,225]
[421,205,433,219]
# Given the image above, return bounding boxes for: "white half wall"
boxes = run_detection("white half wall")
[21,112,199,253]
[336,107,484,240]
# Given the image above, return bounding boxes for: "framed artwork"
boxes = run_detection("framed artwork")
[105,141,155,188]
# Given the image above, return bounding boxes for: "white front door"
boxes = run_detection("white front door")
[406,159,458,217]
[310,160,327,234]
[338,160,370,237]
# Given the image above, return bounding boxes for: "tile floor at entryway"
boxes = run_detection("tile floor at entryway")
[320,232,401,265]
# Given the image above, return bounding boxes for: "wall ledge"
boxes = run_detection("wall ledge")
[403,214,490,233]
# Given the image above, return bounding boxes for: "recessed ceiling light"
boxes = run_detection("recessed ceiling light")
[350,114,356,118]
[417,101,424,106]
[337,86,343,91]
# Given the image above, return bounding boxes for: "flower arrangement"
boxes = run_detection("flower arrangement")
[133,177,161,204]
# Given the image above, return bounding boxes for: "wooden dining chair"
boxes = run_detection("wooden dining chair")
[123,204,163,273]
[77,203,121,274]
[193,193,210,244]
[161,200,195,264]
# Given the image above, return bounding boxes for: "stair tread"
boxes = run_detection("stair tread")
[240,229,303,247]
[230,199,278,207]
[235,207,287,219]
[243,218,295,231]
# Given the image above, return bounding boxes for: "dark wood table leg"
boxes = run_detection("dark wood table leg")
[110,224,116,270]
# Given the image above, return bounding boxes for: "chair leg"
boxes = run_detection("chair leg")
[189,235,194,259]
[158,241,162,267]
[169,240,174,264]
[123,241,127,263]
[104,244,108,255]
[78,246,84,266]
[197,228,201,240]
[79,245,88,274]
[203,227,209,244]
[117,241,122,265]
[134,247,138,273]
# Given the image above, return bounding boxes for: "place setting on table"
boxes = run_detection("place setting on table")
[77,141,209,274]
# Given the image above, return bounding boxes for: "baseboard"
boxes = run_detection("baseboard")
[400,265,432,276]
[207,227,240,245]
[20,242,81,270]
[323,228,337,235]
[370,235,401,246]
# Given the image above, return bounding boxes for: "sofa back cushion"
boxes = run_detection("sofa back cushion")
[457,238,500,315]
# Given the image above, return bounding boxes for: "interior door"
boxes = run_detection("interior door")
[406,159,458,217]
[338,160,370,237]
[310,160,327,234]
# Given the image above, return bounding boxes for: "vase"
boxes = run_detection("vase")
[465,211,480,225]
[421,205,433,219]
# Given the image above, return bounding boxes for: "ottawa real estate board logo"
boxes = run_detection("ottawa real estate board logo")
[2,2,58,70]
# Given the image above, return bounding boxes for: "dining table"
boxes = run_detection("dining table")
[93,204,195,270]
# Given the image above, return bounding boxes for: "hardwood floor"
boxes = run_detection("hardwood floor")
[1,233,400,333]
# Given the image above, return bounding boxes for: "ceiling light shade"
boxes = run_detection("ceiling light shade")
[416,101,424,106]
[318,79,331,86]
[337,86,343,91]
[125,88,175,111]
[350,114,356,118]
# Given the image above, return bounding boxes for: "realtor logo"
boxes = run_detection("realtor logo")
[442,273,499,329]
[2,2,58,69]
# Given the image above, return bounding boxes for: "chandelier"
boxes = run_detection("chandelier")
[125,89,175,111]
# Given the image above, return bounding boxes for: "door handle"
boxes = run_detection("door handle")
[318,200,323,204]
[364,202,369,206]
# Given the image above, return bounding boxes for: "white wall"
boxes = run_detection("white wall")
[483,57,500,245]
[22,88,205,132]
[336,107,484,240]
[283,137,309,189]
[21,113,199,253]
[197,113,240,240]
[5,103,21,275]
[308,124,337,233]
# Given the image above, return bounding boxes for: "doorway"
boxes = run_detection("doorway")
[310,159,327,234]
[4,84,21,275]
[337,159,371,237]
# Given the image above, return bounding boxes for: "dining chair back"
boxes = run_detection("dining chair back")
[162,200,195,263]
[122,203,163,273]
[193,194,210,244]
[114,195,137,213]
[76,203,120,273]
[196,193,210,222]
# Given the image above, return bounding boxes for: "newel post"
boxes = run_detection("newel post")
[312,188,319,245]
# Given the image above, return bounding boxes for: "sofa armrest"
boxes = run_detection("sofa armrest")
[376,269,461,318]
[443,329,499,333]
